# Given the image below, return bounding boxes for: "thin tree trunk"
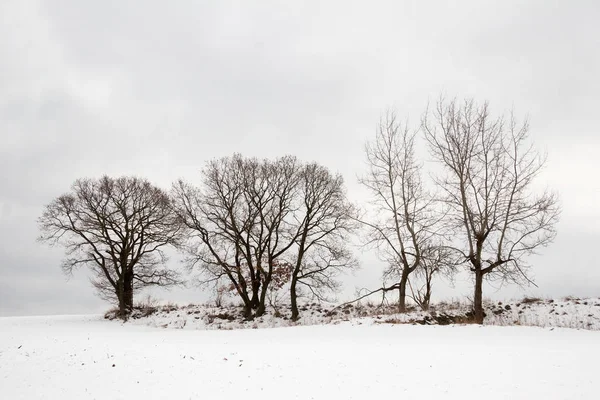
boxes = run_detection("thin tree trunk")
[290,275,299,321]
[473,270,485,324]
[291,235,307,321]
[422,280,431,311]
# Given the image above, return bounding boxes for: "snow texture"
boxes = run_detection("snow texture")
[1,306,599,399]
[119,297,600,331]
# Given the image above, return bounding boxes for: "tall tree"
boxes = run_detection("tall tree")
[359,112,440,312]
[173,156,259,317]
[172,155,300,317]
[172,154,357,319]
[422,98,560,323]
[243,156,301,316]
[38,176,182,317]
[289,162,358,320]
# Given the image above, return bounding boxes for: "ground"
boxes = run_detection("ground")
[119,296,600,331]
[1,313,599,399]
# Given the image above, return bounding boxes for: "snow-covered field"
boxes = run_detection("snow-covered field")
[1,313,599,399]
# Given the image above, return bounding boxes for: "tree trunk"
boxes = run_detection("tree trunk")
[123,271,134,312]
[422,277,432,311]
[473,269,485,324]
[116,280,127,319]
[398,270,409,313]
[290,275,299,321]
[255,283,269,317]
[250,277,260,309]
[242,304,253,319]
[235,285,253,319]
[422,292,431,311]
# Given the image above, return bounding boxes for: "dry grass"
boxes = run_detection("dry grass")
[520,297,544,305]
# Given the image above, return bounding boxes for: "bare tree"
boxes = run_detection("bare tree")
[172,155,357,319]
[249,156,302,316]
[289,163,358,320]
[407,241,456,311]
[38,176,182,317]
[172,156,261,317]
[171,155,301,318]
[359,111,441,312]
[422,98,560,323]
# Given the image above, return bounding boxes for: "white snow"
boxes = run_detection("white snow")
[1,314,599,399]
[118,297,600,331]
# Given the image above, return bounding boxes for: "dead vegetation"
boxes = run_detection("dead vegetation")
[106,295,600,331]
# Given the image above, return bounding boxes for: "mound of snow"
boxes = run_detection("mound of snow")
[117,297,600,331]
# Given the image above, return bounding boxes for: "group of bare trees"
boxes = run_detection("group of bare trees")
[359,98,559,323]
[38,97,560,324]
[171,155,357,319]
[39,156,357,320]
[358,112,452,313]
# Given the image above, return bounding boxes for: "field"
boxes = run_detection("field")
[2,300,600,399]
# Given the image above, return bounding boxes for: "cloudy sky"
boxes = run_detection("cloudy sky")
[1,0,599,316]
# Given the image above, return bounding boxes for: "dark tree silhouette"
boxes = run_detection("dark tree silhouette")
[289,162,357,320]
[38,176,182,317]
[171,155,300,318]
[172,154,357,319]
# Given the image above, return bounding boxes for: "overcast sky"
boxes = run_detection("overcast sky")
[1,0,599,316]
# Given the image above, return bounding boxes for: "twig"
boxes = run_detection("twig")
[333,283,401,311]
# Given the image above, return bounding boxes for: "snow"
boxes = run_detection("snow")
[119,297,600,331]
[1,314,599,399]
[486,297,600,330]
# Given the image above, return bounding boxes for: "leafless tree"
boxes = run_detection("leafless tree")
[407,241,456,311]
[359,111,442,312]
[422,98,560,323]
[171,155,357,319]
[289,163,358,320]
[172,155,301,318]
[240,155,305,316]
[172,156,260,317]
[38,176,183,317]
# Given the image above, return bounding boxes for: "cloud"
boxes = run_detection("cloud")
[1,0,599,315]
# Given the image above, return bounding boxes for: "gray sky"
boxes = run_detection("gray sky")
[1,0,599,316]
